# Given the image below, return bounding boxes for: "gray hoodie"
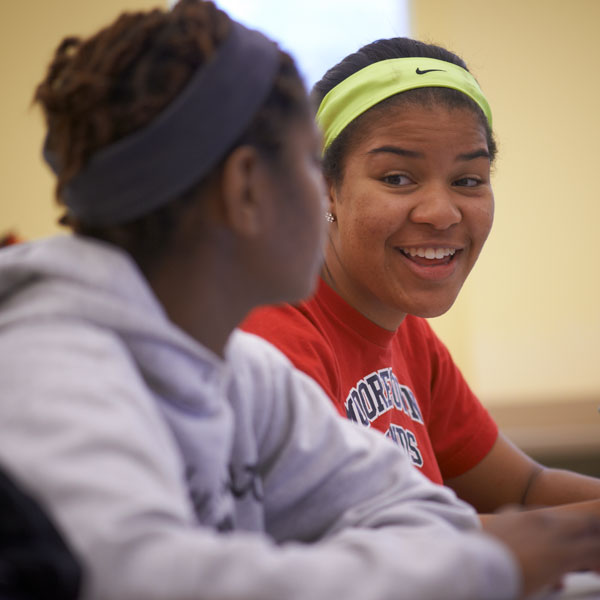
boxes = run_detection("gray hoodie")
[0,235,519,600]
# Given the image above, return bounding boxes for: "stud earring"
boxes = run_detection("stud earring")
[325,212,336,223]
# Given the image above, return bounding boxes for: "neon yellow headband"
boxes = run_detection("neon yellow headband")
[316,57,492,153]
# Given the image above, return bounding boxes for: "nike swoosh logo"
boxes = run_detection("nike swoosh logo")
[415,68,445,75]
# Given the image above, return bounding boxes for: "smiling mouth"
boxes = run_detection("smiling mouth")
[398,247,459,266]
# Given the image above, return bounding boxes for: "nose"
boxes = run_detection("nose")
[409,184,462,230]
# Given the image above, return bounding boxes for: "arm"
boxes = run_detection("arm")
[446,432,600,517]
[231,332,524,598]
[0,324,521,600]
[423,322,600,515]
[232,333,600,598]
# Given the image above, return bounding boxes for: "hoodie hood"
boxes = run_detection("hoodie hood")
[0,235,229,411]
[0,234,236,525]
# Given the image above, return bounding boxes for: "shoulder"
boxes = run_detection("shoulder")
[0,318,162,439]
[241,303,340,394]
[228,328,296,371]
[242,301,325,345]
[1,310,137,361]
[0,317,135,380]
[0,315,184,498]
[227,328,339,436]
[226,329,303,405]
[227,329,327,396]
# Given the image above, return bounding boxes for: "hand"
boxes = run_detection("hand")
[483,508,600,598]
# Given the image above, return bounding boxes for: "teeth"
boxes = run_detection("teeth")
[402,247,456,259]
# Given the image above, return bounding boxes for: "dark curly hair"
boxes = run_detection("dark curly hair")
[311,37,497,185]
[34,0,309,273]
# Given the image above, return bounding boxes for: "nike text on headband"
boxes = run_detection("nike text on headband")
[43,21,280,227]
[316,57,492,153]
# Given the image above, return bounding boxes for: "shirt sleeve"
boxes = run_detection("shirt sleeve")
[422,321,499,479]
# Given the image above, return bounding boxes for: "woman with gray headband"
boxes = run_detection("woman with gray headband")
[1,2,600,599]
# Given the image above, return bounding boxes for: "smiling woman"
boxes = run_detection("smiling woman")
[243,36,498,485]
[241,35,600,518]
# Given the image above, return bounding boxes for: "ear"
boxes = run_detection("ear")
[220,144,268,237]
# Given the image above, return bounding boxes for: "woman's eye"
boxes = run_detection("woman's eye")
[453,177,480,187]
[382,174,413,186]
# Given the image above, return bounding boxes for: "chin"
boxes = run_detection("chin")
[405,297,459,319]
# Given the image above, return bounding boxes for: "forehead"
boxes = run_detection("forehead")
[347,99,488,155]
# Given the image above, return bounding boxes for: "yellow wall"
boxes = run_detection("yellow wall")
[412,0,600,406]
[3,0,599,409]
[0,0,165,241]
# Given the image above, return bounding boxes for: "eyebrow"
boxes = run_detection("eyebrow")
[456,149,491,161]
[367,146,424,158]
[367,145,490,162]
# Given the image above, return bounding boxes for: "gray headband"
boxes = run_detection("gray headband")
[43,21,280,226]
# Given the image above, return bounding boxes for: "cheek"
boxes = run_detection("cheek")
[477,199,495,242]
[337,212,391,274]
[345,199,407,246]
[465,195,494,246]
[337,194,397,257]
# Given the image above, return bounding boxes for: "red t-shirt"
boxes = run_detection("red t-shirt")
[242,278,498,485]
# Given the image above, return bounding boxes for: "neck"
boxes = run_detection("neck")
[320,259,406,332]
